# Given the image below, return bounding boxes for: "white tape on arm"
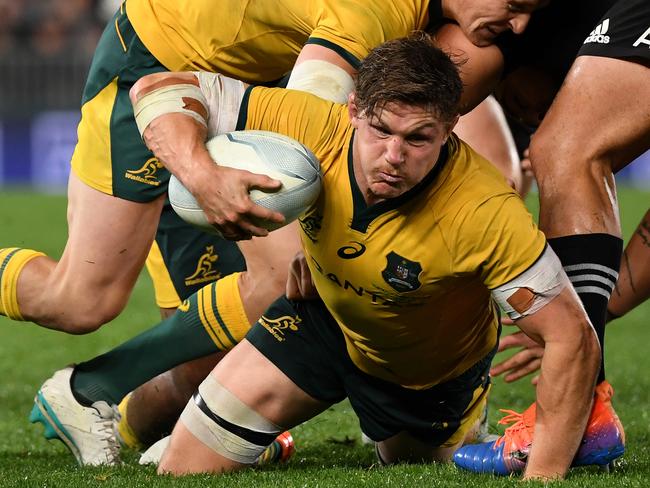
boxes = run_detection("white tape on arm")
[133,83,208,136]
[491,245,570,320]
[286,59,355,103]
[195,71,247,137]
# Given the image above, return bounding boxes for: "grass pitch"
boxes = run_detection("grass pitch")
[0,187,648,487]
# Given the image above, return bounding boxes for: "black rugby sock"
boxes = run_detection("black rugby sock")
[548,234,623,384]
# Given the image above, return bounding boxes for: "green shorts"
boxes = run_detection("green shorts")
[70,6,169,202]
[247,296,495,447]
[71,8,246,305]
[146,203,246,307]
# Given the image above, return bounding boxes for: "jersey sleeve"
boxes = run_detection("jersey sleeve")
[306,1,428,70]
[235,86,349,173]
[452,193,547,290]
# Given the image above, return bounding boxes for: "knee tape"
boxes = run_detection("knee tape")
[180,374,282,464]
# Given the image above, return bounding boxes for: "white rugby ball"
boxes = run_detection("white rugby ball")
[168,130,321,235]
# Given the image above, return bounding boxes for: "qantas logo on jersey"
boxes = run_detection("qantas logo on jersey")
[382,252,422,292]
[125,157,163,186]
[310,255,428,306]
[584,18,610,45]
[258,314,301,342]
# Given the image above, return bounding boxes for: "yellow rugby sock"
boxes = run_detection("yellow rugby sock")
[116,393,144,450]
[196,272,251,349]
[0,248,45,320]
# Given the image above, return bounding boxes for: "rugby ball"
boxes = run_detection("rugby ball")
[168,130,321,235]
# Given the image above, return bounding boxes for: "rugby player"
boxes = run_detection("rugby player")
[13,0,546,465]
[136,34,608,480]
[454,0,650,473]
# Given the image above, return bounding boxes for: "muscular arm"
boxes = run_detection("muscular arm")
[129,72,284,240]
[492,209,650,383]
[515,287,600,480]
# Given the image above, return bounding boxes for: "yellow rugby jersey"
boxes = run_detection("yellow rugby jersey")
[126,0,438,82]
[239,87,547,389]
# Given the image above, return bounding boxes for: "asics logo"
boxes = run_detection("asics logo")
[584,18,610,45]
[337,241,366,259]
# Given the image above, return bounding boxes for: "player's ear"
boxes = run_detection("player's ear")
[348,93,360,127]
[444,114,460,143]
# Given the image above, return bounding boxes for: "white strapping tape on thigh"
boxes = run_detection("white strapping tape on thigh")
[286,59,355,103]
[491,245,569,320]
[180,374,282,464]
[195,71,247,137]
[133,83,208,136]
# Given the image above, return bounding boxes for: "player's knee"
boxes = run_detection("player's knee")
[529,126,612,187]
[179,374,282,465]
[56,297,125,334]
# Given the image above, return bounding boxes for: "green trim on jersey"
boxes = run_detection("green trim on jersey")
[305,38,362,69]
[236,86,256,131]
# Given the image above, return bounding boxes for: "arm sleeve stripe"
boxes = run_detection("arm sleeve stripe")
[305,37,361,69]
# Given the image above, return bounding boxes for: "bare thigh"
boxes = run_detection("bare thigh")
[17,172,165,332]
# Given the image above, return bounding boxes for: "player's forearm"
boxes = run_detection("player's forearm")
[523,328,600,480]
[141,112,215,193]
[130,71,214,189]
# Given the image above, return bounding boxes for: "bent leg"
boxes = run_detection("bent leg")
[532,56,650,237]
[159,339,329,475]
[530,55,650,381]
[8,172,165,332]
[237,222,301,321]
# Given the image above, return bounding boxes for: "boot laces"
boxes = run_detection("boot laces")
[494,408,533,453]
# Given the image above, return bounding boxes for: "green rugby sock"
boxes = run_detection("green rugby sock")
[72,273,251,405]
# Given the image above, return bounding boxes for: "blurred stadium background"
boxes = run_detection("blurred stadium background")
[0,0,649,192]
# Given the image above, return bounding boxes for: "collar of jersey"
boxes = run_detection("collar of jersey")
[347,130,450,233]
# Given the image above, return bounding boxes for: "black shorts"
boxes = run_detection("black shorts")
[246,296,494,447]
[578,0,650,62]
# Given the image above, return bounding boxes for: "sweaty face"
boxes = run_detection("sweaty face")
[449,0,547,46]
[349,101,453,206]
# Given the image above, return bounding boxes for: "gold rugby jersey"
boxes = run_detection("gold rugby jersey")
[239,87,546,389]
[126,0,439,82]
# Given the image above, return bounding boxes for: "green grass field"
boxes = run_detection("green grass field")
[0,187,648,487]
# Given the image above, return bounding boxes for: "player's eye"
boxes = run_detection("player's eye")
[406,135,429,146]
[371,125,390,137]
